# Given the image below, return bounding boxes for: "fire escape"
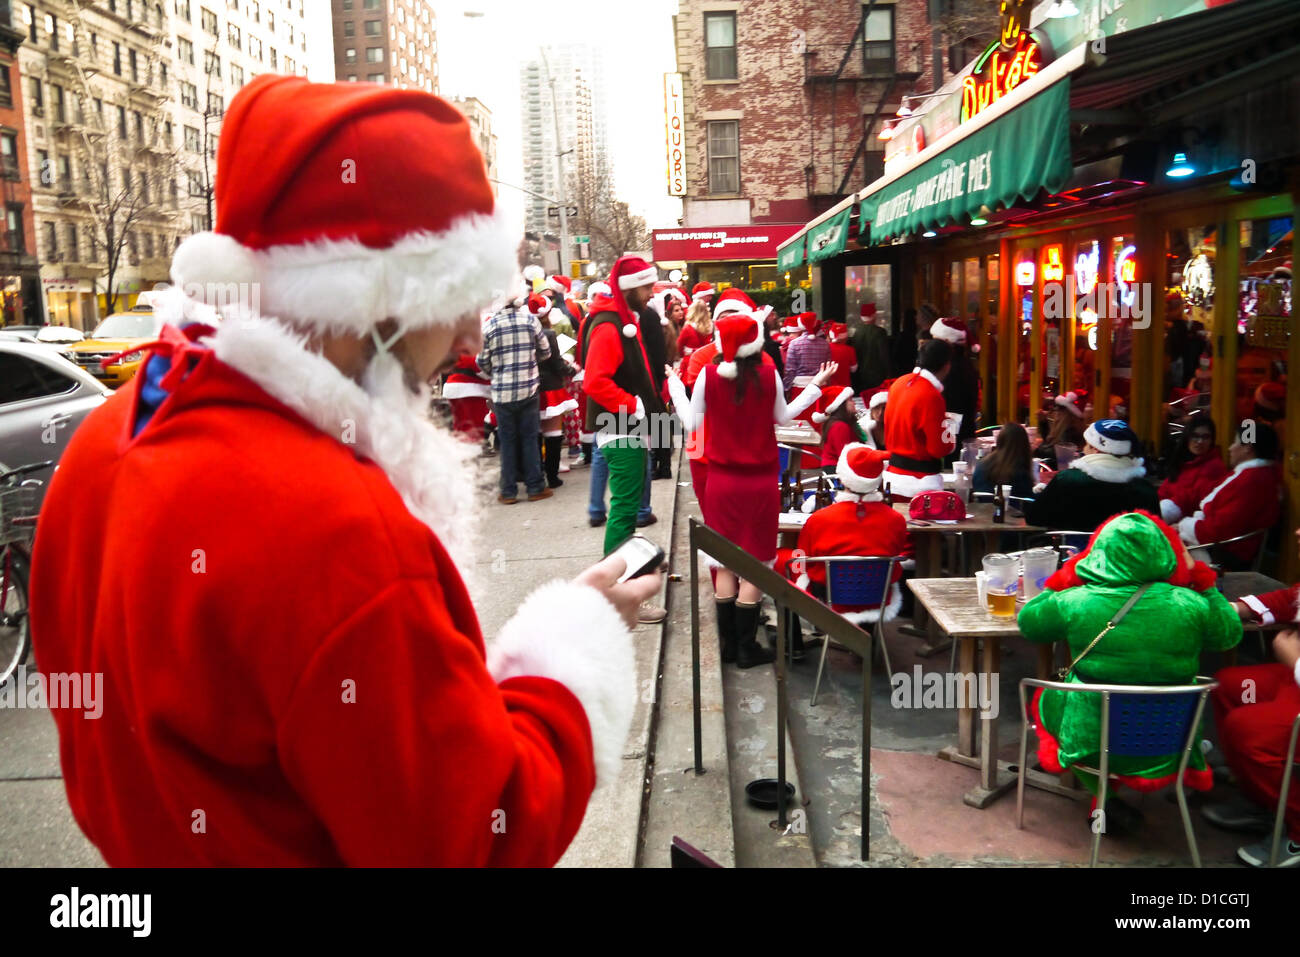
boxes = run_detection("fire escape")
[802,0,923,213]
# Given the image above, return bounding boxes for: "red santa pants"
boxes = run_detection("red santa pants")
[449,397,489,442]
[1212,663,1300,841]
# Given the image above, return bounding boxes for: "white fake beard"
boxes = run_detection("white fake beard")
[208,315,486,580]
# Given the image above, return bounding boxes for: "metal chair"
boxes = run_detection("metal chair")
[1268,713,1300,867]
[1017,675,1218,867]
[1026,530,1092,562]
[1191,527,1271,573]
[778,444,799,478]
[806,554,902,705]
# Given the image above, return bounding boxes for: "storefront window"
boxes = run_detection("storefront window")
[1015,248,1035,420]
[845,263,892,331]
[1041,243,1065,398]
[1107,235,1137,420]
[948,261,960,316]
[1073,240,1100,403]
[1237,215,1291,429]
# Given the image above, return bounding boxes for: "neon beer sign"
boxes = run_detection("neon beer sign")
[1042,244,1065,282]
[961,0,1043,124]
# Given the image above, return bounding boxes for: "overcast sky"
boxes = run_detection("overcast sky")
[309,1,683,234]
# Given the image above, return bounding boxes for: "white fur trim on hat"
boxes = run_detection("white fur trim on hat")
[545,277,567,295]
[1054,392,1084,419]
[587,281,611,298]
[617,266,658,290]
[171,206,519,336]
[836,442,883,494]
[930,318,966,344]
[812,388,851,424]
[1083,422,1132,457]
[487,580,636,791]
[869,391,888,410]
[711,311,765,363]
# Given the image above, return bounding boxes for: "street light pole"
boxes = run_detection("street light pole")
[539,48,570,278]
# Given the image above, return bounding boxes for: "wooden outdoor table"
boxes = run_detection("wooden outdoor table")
[775,424,820,446]
[897,503,1045,653]
[907,577,1085,810]
[1218,572,1287,666]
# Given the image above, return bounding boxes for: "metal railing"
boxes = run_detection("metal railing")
[688,518,876,861]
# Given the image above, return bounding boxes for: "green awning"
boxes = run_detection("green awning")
[859,79,1073,244]
[805,206,853,263]
[776,235,805,270]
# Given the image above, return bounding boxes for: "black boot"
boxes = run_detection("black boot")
[580,441,593,466]
[734,601,775,669]
[785,608,806,662]
[715,598,737,664]
[544,435,563,488]
[653,445,673,479]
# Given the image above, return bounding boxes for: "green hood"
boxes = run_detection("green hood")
[1074,512,1176,586]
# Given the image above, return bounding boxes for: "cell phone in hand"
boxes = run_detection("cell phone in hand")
[610,534,665,583]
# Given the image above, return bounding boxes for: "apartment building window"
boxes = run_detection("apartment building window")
[46,14,58,51]
[204,49,221,78]
[248,36,261,60]
[366,73,383,83]
[344,48,357,64]
[35,148,49,185]
[363,0,378,8]
[269,47,277,70]
[704,12,737,81]
[134,111,144,140]
[164,119,172,143]
[161,62,169,85]
[43,221,57,259]
[29,76,42,115]
[170,178,178,205]
[231,63,244,86]
[143,231,154,259]
[129,48,138,82]
[6,206,24,254]
[127,232,137,262]
[0,65,11,108]
[117,105,127,138]
[52,84,65,122]
[250,1,259,22]
[201,6,218,35]
[343,21,354,37]
[188,171,203,196]
[862,5,895,75]
[176,0,192,20]
[180,81,197,109]
[266,10,273,31]
[0,133,18,179]
[364,19,379,36]
[66,223,78,261]
[228,23,240,48]
[207,92,223,115]
[191,212,206,233]
[178,37,194,64]
[365,47,382,63]
[707,120,739,194]
[284,55,295,74]
[184,125,200,152]
[25,5,35,44]
[139,170,149,202]
[113,41,122,75]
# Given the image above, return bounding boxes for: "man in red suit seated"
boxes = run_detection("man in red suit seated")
[776,445,910,659]
[1177,422,1282,569]
[1202,522,1300,868]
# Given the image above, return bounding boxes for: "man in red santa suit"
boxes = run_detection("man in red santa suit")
[883,338,957,500]
[27,76,661,867]
[826,323,858,390]
[691,281,715,306]
[1177,422,1283,568]
[442,350,493,444]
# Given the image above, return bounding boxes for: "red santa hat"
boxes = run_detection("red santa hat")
[713,311,764,379]
[867,389,889,411]
[836,444,889,497]
[811,385,852,424]
[930,316,968,345]
[169,75,515,335]
[546,275,572,295]
[1053,391,1086,419]
[795,312,821,335]
[712,287,774,326]
[691,281,715,302]
[527,292,551,318]
[603,256,658,338]
[586,280,611,299]
[1255,381,1286,412]
[860,303,877,321]
[828,321,850,343]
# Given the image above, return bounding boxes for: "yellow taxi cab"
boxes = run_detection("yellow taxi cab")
[63,304,164,389]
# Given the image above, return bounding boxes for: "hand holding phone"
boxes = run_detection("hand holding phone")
[575,537,665,628]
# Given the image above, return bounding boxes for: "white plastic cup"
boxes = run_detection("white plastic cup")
[1021,547,1058,602]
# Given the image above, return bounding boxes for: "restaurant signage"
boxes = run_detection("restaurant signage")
[805,207,853,264]
[652,223,804,263]
[961,0,1045,123]
[664,73,686,197]
[777,234,806,271]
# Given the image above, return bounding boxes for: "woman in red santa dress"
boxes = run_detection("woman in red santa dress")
[666,312,835,668]
[530,293,579,489]
[777,445,910,660]
[812,385,867,468]
[442,350,492,444]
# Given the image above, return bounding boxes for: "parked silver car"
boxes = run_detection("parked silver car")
[0,339,111,503]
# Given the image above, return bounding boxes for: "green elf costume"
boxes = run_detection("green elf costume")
[1018,510,1242,796]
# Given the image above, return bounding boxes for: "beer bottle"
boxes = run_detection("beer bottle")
[992,483,1006,524]
[780,473,791,511]
[815,475,831,511]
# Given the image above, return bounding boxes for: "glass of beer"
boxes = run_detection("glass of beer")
[982,553,1019,619]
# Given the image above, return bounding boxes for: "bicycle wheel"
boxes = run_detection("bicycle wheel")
[0,547,30,686]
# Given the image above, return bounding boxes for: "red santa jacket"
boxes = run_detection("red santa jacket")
[29,337,631,866]
[828,341,857,390]
[1241,584,1299,626]
[1177,459,1282,564]
[883,369,954,489]
[1157,448,1229,523]
[788,497,910,624]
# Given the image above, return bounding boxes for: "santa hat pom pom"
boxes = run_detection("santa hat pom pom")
[622,323,637,338]
[718,361,738,379]
[812,411,828,424]
[661,316,670,326]
[170,231,258,296]
[971,343,981,355]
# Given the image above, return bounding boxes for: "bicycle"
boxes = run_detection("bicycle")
[1,461,51,686]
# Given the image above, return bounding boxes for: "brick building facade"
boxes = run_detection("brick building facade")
[0,0,39,325]
[668,0,956,287]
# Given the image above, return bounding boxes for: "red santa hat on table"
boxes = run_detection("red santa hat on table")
[169,75,516,336]
[527,292,552,318]
[713,311,765,379]
[837,444,890,499]
[598,256,658,338]
[545,275,572,296]
[930,316,969,346]
[1054,391,1086,420]
[811,385,853,424]
[712,287,773,326]
[692,281,715,302]
[795,312,822,335]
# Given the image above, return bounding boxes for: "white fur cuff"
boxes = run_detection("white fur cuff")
[486,581,636,791]
[1177,514,1201,546]
[1159,498,1183,524]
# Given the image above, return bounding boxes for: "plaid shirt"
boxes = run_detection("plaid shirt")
[783,333,832,391]
[478,304,551,405]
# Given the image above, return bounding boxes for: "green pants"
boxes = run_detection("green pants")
[600,438,648,556]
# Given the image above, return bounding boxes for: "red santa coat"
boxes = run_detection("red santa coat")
[29,328,632,867]
[883,369,954,498]
[828,341,857,390]
[443,354,492,440]
[1157,448,1229,523]
[1240,584,1300,627]
[1177,459,1282,564]
[787,497,909,624]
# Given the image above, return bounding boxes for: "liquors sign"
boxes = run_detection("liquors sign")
[664,73,686,197]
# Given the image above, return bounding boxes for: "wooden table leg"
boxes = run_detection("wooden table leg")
[956,636,976,757]
[979,637,1000,791]
[902,535,942,637]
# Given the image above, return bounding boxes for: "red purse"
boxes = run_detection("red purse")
[908,491,966,522]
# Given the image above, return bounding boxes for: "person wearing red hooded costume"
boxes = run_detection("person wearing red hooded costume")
[442,351,492,443]
[27,76,662,867]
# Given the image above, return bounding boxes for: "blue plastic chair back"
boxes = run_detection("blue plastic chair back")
[778,447,791,475]
[826,558,893,607]
[1107,692,1201,757]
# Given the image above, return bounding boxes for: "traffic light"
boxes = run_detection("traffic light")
[570,260,590,280]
